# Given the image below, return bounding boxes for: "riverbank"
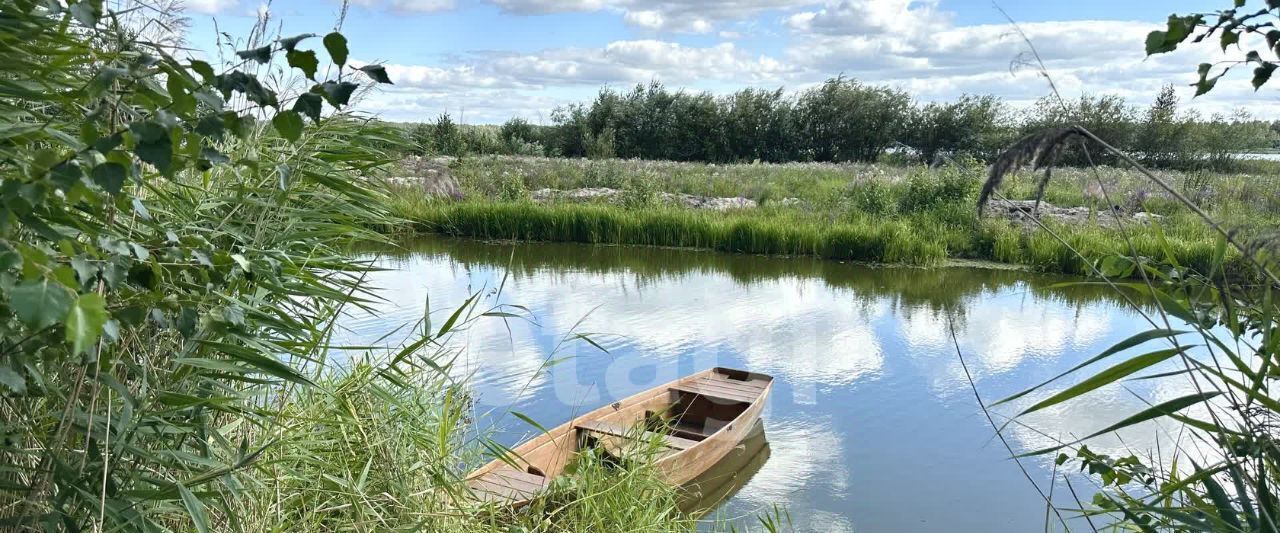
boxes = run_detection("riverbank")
[384,156,1270,277]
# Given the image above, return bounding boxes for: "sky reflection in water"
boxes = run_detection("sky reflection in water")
[336,237,1200,532]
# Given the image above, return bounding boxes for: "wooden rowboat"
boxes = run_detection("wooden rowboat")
[465,367,773,506]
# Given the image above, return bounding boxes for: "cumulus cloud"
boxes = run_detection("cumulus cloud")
[378,39,793,94]
[390,0,456,12]
[491,0,808,32]
[349,0,456,13]
[785,0,950,36]
[488,0,606,15]
[334,0,1280,121]
[184,0,239,14]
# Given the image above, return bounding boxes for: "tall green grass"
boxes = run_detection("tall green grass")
[396,201,949,265]
[388,197,1238,276]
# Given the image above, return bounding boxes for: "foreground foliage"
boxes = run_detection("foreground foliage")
[0,3,706,532]
[983,126,1280,530]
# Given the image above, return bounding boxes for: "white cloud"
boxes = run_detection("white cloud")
[390,0,456,12]
[335,0,1280,121]
[623,9,664,30]
[489,0,606,14]
[492,0,809,33]
[185,0,238,14]
[349,0,457,13]
[786,0,950,36]
[371,39,794,103]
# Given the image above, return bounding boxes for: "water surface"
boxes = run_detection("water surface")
[336,237,1194,532]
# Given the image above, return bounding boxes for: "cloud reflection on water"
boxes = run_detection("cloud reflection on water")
[337,238,1200,532]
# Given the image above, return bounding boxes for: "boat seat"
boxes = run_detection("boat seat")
[575,420,700,450]
[467,468,549,504]
[669,372,767,404]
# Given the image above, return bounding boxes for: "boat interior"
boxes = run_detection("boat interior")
[467,368,771,505]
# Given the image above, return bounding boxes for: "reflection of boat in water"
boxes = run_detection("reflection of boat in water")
[465,368,773,507]
[679,418,770,517]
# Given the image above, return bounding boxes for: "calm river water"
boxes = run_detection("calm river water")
[336,236,1195,532]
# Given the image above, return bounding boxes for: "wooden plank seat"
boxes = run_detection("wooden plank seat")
[468,468,549,504]
[669,373,766,404]
[575,420,700,450]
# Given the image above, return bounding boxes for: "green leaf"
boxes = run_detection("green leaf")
[323,32,349,67]
[1194,75,1219,97]
[1145,31,1171,55]
[71,256,97,285]
[286,49,318,80]
[277,33,314,52]
[1020,347,1190,416]
[293,92,323,124]
[190,60,216,82]
[130,120,169,142]
[358,64,392,84]
[50,161,84,191]
[272,110,304,143]
[1254,62,1276,90]
[66,293,108,355]
[512,411,550,434]
[70,0,101,27]
[236,45,273,64]
[276,164,291,190]
[177,483,211,533]
[0,242,23,271]
[1083,393,1220,443]
[993,328,1188,407]
[216,71,278,108]
[11,278,75,330]
[195,114,225,138]
[1220,30,1240,51]
[0,366,25,395]
[135,137,173,174]
[195,340,313,385]
[1146,15,1202,55]
[91,163,126,194]
[437,293,477,338]
[1200,465,1244,531]
[318,81,359,108]
[132,198,152,221]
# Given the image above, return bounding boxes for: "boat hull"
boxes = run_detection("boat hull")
[465,367,773,506]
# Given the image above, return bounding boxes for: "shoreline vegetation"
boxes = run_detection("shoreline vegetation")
[384,155,1275,277]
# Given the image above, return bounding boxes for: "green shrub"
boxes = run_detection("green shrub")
[621,170,661,209]
[849,180,897,215]
[498,171,529,201]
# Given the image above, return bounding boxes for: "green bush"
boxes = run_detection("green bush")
[849,180,897,215]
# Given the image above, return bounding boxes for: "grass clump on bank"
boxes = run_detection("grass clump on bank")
[398,201,948,265]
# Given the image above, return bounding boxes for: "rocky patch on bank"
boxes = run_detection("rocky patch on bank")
[988,200,1164,229]
[530,188,757,211]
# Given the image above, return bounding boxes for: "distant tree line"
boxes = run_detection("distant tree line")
[404,78,1278,170]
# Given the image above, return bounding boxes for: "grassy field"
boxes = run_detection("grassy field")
[386,156,1278,276]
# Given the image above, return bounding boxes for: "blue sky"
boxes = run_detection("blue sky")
[181,0,1276,123]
